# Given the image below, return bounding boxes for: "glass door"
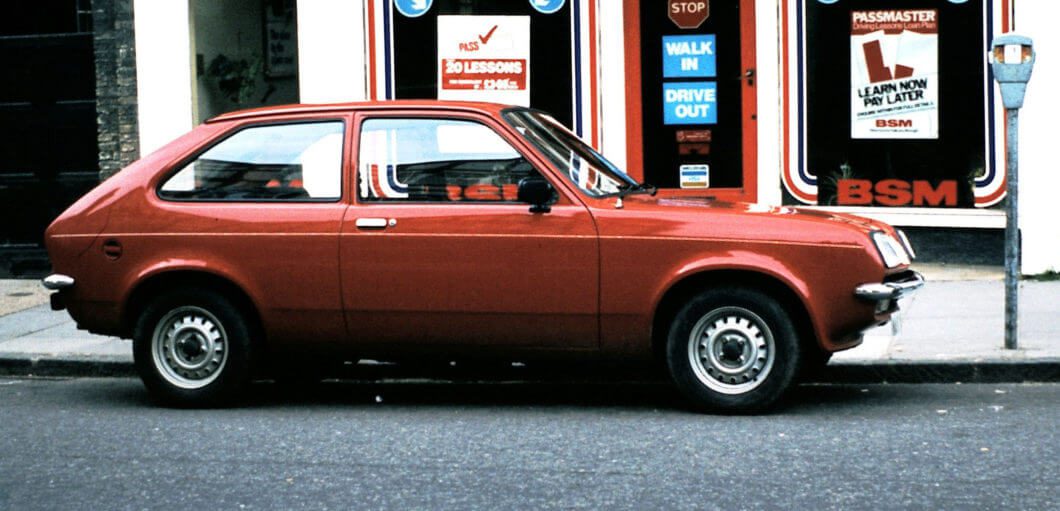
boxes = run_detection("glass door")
[625,0,757,199]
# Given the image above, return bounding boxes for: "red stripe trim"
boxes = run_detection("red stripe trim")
[369,164,385,198]
[367,1,378,100]
[622,0,643,182]
[588,0,600,149]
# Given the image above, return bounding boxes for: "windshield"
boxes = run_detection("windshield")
[503,109,639,197]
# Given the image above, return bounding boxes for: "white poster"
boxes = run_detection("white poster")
[850,10,939,139]
[437,16,531,106]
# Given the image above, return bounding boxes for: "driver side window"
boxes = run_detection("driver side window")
[357,118,543,202]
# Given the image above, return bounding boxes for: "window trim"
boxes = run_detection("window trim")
[353,114,561,207]
[155,118,348,204]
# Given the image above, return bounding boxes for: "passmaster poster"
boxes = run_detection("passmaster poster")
[850,9,939,139]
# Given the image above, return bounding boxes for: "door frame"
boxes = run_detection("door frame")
[622,0,758,201]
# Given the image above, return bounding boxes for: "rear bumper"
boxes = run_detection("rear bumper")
[855,270,925,302]
[43,274,76,311]
[42,273,75,290]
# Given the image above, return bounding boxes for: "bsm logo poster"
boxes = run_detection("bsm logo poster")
[850,9,939,139]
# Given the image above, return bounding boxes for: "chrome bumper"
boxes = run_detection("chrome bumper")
[42,274,75,290]
[855,270,925,301]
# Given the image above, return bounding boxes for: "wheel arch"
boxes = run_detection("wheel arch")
[122,269,265,346]
[650,269,819,364]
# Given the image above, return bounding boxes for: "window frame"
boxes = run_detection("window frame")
[352,112,565,207]
[155,118,348,204]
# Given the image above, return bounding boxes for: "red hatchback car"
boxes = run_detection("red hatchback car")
[43,101,922,412]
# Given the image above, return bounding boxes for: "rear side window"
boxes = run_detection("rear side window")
[159,121,344,201]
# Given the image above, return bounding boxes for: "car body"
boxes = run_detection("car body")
[43,101,922,411]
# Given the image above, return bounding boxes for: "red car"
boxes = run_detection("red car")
[42,101,922,412]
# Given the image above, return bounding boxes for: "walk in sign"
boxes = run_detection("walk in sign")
[663,82,717,125]
[662,35,715,78]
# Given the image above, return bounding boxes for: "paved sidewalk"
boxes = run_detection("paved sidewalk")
[0,263,1057,382]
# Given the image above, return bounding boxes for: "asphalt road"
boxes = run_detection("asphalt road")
[0,379,1057,510]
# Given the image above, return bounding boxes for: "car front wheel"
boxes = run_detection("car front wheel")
[133,288,254,407]
[666,287,801,413]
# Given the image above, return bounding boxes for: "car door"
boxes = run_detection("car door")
[339,111,599,351]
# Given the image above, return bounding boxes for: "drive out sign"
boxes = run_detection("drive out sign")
[668,0,710,29]
[663,82,717,124]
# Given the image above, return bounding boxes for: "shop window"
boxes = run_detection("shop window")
[791,0,991,208]
[358,118,544,203]
[385,0,575,129]
[160,121,344,201]
[192,0,299,122]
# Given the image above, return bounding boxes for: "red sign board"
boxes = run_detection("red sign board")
[668,0,710,29]
[441,59,527,91]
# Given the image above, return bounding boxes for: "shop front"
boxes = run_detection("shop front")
[127,0,1058,272]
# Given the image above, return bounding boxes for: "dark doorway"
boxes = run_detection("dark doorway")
[1,0,100,275]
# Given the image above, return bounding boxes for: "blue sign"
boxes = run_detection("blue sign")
[662,35,716,78]
[394,0,432,18]
[528,0,566,14]
[663,82,717,125]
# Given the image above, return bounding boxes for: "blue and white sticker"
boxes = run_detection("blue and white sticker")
[680,165,710,188]
[663,35,716,78]
[663,82,717,125]
[528,0,565,15]
[394,0,433,18]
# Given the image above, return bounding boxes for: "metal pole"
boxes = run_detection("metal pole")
[1004,108,1019,350]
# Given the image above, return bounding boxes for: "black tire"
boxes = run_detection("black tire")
[665,287,801,414]
[133,287,255,407]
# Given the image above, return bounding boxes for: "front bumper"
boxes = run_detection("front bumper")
[855,270,925,302]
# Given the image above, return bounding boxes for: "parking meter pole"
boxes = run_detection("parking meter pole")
[1004,109,1019,350]
[991,33,1034,350]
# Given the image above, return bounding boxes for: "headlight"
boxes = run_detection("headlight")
[896,229,916,261]
[870,231,911,268]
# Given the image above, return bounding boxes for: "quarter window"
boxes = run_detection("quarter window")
[159,121,344,201]
[358,118,545,203]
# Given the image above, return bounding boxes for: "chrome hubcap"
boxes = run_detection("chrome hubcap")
[152,306,228,389]
[687,307,775,395]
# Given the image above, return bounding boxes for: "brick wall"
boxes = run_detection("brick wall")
[93,0,139,180]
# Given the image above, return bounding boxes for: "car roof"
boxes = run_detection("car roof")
[206,100,515,124]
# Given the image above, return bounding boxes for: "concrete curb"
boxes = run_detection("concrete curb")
[818,360,1060,384]
[1,357,1058,384]
[0,358,136,378]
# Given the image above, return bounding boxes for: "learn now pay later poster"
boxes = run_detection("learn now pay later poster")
[438,16,530,106]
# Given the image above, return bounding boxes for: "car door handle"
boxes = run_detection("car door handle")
[355,218,396,229]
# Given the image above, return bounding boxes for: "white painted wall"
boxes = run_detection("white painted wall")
[1013,9,1060,274]
[755,0,782,207]
[133,0,195,156]
[296,0,367,103]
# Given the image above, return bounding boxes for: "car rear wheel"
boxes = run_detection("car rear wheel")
[666,287,801,413]
[133,288,254,407]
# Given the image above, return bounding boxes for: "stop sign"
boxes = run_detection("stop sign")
[668,0,710,30]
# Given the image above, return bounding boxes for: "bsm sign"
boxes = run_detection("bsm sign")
[668,0,710,30]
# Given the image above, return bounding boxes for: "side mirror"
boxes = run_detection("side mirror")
[517,176,553,213]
